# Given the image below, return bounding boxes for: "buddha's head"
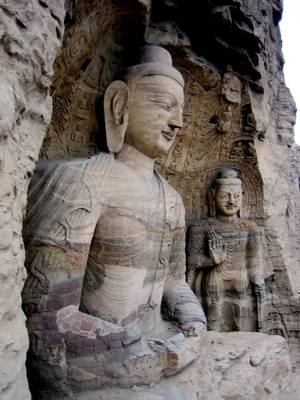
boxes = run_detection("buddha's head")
[208,168,243,218]
[104,45,184,158]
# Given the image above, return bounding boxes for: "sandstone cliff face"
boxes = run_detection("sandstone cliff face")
[42,0,300,338]
[0,1,66,398]
[0,0,299,399]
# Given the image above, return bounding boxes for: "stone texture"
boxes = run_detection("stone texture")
[22,46,207,398]
[67,332,291,400]
[39,0,300,341]
[0,0,299,398]
[0,1,66,398]
[187,168,266,332]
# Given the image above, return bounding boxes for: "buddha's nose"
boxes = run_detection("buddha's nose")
[169,112,183,132]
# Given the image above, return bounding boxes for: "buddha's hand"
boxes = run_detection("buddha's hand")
[181,320,207,337]
[208,238,227,265]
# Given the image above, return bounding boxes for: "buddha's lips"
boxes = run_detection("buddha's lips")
[162,131,175,141]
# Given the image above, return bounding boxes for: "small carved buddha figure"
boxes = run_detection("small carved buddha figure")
[187,168,265,332]
[23,46,206,396]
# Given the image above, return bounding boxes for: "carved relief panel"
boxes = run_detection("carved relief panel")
[155,57,264,224]
[41,0,147,160]
[33,0,298,351]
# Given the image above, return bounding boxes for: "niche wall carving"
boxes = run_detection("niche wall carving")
[38,0,298,342]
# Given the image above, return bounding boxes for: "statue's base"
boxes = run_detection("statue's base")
[73,332,291,400]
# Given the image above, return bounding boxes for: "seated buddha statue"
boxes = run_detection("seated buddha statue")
[22,45,206,397]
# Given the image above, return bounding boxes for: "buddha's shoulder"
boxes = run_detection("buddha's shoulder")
[188,218,259,236]
[36,152,112,174]
[154,172,181,197]
[27,153,114,207]
[155,171,184,205]
[31,153,113,186]
[240,219,257,231]
[32,153,110,176]
[188,219,214,234]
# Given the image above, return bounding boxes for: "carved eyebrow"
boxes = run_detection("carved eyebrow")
[148,94,183,108]
[217,191,242,195]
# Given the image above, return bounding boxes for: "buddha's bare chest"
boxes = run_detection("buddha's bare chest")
[96,172,165,235]
[90,172,176,266]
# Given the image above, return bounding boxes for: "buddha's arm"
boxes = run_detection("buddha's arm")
[23,241,135,356]
[162,203,207,332]
[187,225,215,269]
[23,160,136,358]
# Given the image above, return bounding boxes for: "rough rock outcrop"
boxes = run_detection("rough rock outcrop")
[67,332,291,400]
[0,1,66,398]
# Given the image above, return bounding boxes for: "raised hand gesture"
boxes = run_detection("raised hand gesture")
[207,226,227,265]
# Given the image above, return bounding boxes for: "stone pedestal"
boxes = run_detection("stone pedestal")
[72,332,291,400]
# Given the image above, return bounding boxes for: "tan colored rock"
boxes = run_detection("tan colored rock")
[71,332,291,400]
[23,45,206,398]
[0,0,299,398]
[0,1,66,398]
[187,167,266,332]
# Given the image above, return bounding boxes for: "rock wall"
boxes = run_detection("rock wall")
[48,332,292,400]
[0,1,66,398]
[0,0,299,398]
[41,0,300,339]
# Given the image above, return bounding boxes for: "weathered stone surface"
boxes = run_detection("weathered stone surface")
[187,168,266,332]
[68,332,291,400]
[23,45,207,398]
[0,0,299,398]
[0,1,66,398]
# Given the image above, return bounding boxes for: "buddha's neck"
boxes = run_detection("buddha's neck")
[216,214,239,223]
[116,143,155,178]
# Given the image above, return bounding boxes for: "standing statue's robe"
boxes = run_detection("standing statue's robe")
[187,218,265,332]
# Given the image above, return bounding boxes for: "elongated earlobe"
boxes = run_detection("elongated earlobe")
[104,80,129,153]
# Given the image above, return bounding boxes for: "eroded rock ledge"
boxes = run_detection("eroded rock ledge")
[69,332,291,400]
